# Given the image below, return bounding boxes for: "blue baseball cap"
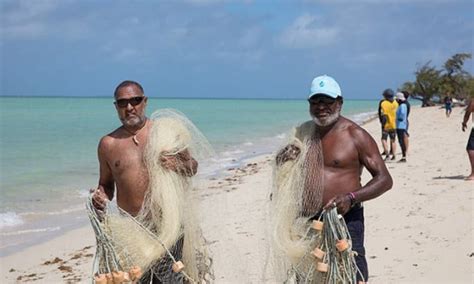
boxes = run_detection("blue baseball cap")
[309,75,342,99]
[382,88,394,98]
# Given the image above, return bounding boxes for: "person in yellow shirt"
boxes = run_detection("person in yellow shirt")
[377,89,399,160]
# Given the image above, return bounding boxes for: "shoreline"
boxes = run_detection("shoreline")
[2,105,473,283]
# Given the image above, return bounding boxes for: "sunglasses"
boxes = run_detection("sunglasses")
[308,96,337,105]
[114,96,145,108]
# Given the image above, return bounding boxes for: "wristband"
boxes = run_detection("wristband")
[347,192,356,207]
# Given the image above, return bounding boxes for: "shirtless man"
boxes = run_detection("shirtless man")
[91,80,197,283]
[277,75,393,283]
[461,98,474,180]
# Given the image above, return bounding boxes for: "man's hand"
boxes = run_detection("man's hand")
[323,194,353,216]
[90,187,109,212]
[276,144,301,166]
[160,150,198,176]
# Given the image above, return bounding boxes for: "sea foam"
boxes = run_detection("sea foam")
[0,212,24,228]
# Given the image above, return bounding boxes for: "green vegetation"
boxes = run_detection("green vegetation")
[400,53,473,107]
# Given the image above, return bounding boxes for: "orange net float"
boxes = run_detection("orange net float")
[336,239,349,252]
[129,266,143,281]
[312,220,324,231]
[105,273,113,284]
[94,274,107,284]
[112,271,126,283]
[311,247,325,260]
[316,262,328,273]
[172,260,185,273]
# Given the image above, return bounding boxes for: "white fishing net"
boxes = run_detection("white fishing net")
[88,108,214,283]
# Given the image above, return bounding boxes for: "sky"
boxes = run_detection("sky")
[1,0,473,99]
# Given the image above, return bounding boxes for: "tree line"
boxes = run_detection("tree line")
[400,53,473,107]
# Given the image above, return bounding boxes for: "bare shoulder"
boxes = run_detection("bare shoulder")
[339,117,374,145]
[98,128,123,153]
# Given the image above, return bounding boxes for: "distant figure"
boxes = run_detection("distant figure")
[402,91,411,153]
[444,95,453,117]
[395,92,409,162]
[378,89,399,160]
[461,99,474,180]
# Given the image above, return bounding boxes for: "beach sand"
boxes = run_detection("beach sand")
[1,106,473,283]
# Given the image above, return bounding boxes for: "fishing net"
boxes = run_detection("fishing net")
[88,108,214,283]
[269,121,361,283]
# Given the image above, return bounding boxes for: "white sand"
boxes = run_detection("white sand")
[2,106,473,283]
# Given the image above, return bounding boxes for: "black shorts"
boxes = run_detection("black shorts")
[467,129,474,151]
[344,205,368,282]
[139,236,185,284]
[382,129,396,140]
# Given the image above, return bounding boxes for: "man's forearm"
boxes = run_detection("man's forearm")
[352,174,392,203]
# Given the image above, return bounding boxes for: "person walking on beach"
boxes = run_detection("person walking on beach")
[402,91,411,154]
[461,98,474,180]
[275,75,393,283]
[91,80,198,283]
[378,89,399,161]
[395,92,409,162]
[444,94,453,118]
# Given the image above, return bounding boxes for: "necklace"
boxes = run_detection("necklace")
[124,119,147,146]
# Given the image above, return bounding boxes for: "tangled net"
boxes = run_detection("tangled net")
[271,121,363,283]
[88,109,214,283]
[284,208,362,283]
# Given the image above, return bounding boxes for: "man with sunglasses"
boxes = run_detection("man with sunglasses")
[275,75,393,283]
[91,80,198,283]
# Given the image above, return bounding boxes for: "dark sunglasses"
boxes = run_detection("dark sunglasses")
[308,96,337,105]
[114,96,145,108]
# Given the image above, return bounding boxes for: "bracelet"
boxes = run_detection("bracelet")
[347,192,357,207]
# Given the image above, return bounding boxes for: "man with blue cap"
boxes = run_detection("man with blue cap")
[378,89,399,160]
[274,75,393,283]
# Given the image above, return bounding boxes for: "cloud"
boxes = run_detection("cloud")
[114,48,140,61]
[278,14,339,49]
[1,0,61,39]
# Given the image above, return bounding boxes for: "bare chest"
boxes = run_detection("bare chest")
[319,134,359,169]
[108,142,146,176]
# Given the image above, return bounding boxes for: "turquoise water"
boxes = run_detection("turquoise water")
[0,97,379,255]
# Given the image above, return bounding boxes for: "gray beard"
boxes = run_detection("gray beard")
[311,111,340,127]
[122,116,144,128]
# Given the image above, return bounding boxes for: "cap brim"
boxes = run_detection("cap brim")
[308,93,339,99]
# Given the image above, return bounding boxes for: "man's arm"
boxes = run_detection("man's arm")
[325,126,393,214]
[462,99,474,132]
[378,100,384,122]
[92,137,115,210]
[352,127,393,201]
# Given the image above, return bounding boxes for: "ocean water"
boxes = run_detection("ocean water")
[0,97,379,255]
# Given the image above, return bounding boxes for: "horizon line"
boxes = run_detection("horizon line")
[0,95,380,101]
